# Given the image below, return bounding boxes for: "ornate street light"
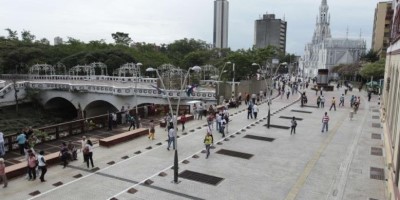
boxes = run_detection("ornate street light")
[146,65,201,184]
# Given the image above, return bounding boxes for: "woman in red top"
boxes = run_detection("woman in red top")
[180,113,186,131]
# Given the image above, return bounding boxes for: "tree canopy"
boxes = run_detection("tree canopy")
[0,29,296,79]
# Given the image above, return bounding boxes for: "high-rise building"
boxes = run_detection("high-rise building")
[54,37,63,45]
[213,0,229,49]
[372,1,393,58]
[254,13,287,53]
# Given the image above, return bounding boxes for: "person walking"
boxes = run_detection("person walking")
[27,150,37,181]
[216,113,221,132]
[148,120,155,140]
[107,112,113,131]
[83,139,94,168]
[136,116,141,129]
[128,114,136,131]
[203,132,214,159]
[321,112,329,133]
[320,96,325,108]
[16,131,27,155]
[290,117,297,135]
[167,125,176,150]
[0,158,7,188]
[247,103,253,119]
[220,117,227,137]
[112,112,117,128]
[329,97,336,111]
[253,104,259,119]
[180,113,186,131]
[80,136,87,162]
[286,88,290,99]
[60,142,69,168]
[368,91,372,102]
[0,131,5,157]
[37,150,47,182]
[339,94,345,107]
[317,96,321,108]
[350,95,355,107]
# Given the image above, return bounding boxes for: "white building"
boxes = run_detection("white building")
[301,0,366,78]
[54,36,63,45]
[213,0,229,49]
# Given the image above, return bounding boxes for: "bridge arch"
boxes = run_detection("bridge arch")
[84,100,118,117]
[44,97,77,120]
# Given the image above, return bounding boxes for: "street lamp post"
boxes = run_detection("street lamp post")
[216,62,232,104]
[146,65,201,184]
[135,63,142,115]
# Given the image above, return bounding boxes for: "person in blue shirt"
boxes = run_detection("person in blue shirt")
[16,131,27,155]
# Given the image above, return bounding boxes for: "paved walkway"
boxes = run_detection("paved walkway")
[0,85,386,200]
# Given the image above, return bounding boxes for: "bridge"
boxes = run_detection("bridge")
[0,74,217,117]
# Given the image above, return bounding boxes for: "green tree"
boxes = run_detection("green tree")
[111,32,132,46]
[21,30,36,43]
[360,59,385,79]
[361,49,379,63]
[4,28,18,40]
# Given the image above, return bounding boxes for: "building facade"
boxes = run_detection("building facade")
[372,1,394,58]
[301,0,366,78]
[54,36,63,45]
[254,13,287,53]
[383,1,400,199]
[213,0,229,49]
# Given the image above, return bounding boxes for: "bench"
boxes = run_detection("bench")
[159,114,194,128]
[99,128,149,147]
[5,151,61,179]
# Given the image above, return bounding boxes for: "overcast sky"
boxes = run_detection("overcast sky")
[0,0,382,55]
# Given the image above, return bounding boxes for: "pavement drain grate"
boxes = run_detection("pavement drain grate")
[279,116,303,120]
[122,155,129,159]
[182,160,190,164]
[230,135,235,138]
[241,129,246,132]
[369,198,379,200]
[156,142,162,145]
[372,123,381,128]
[182,132,188,135]
[372,116,380,119]
[52,181,63,187]
[134,151,141,154]
[246,126,251,129]
[217,142,223,145]
[371,133,382,140]
[107,161,115,165]
[179,170,224,186]
[110,197,119,200]
[127,188,138,194]
[255,122,260,124]
[73,174,82,178]
[251,124,256,126]
[158,172,167,177]
[264,124,291,129]
[303,105,319,108]
[371,147,383,156]
[197,127,202,129]
[373,109,379,112]
[190,130,195,132]
[244,135,275,142]
[370,167,385,180]
[29,190,41,196]
[146,146,152,150]
[144,179,154,185]
[201,150,207,153]
[210,146,216,149]
[224,138,230,141]
[216,149,253,159]
[91,167,100,172]
[236,132,241,135]
[291,110,312,114]
[192,155,199,159]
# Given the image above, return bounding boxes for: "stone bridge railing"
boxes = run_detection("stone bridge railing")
[0,74,159,83]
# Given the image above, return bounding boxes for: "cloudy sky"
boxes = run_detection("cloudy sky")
[0,0,382,55]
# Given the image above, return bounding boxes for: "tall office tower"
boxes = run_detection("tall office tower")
[213,0,229,48]
[254,13,287,53]
[54,36,63,45]
[372,1,393,58]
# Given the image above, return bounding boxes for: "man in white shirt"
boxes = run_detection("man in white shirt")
[253,104,259,119]
[216,113,221,132]
[220,118,226,137]
[167,126,176,151]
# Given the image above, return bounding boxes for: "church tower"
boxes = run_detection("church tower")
[312,0,331,43]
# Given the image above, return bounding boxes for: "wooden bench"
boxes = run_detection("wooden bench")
[5,151,61,179]
[159,114,194,128]
[99,128,149,147]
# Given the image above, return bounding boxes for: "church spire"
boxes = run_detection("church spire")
[312,0,331,43]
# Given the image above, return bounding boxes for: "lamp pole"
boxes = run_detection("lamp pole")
[135,63,142,114]
[216,61,232,104]
[146,65,201,184]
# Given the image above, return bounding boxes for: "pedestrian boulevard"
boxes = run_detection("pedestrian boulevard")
[0,86,386,200]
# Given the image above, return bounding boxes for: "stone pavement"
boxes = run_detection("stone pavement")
[0,85,386,200]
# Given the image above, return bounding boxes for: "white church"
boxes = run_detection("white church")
[301,0,366,78]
